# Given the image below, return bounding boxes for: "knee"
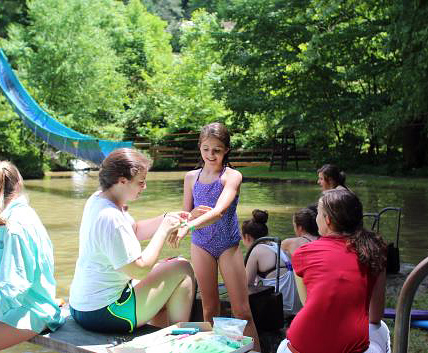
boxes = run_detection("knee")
[169,258,194,276]
[178,259,195,278]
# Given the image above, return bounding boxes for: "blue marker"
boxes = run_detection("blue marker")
[171,328,199,335]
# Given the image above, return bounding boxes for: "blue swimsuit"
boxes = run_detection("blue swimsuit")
[191,168,241,259]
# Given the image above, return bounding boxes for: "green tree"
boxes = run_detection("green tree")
[0,96,44,178]
[2,0,128,135]
[215,0,399,167]
[145,10,229,134]
[142,0,185,51]
[388,0,428,168]
[0,0,28,38]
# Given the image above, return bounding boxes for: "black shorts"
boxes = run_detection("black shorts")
[70,283,137,333]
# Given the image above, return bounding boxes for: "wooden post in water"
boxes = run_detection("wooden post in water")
[393,257,428,353]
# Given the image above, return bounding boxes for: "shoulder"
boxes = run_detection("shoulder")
[252,243,270,254]
[185,169,200,181]
[282,237,303,251]
[222,167,242,183]
[247,244,268,263]
[98,205,123,222]
[5,203,42,235]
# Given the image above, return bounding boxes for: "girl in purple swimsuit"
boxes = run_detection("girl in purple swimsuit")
[168,123,260,350]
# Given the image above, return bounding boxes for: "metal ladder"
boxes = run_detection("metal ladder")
[393,256,428,353]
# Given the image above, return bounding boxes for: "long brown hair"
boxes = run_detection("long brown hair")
[0,161,23,225]
[99,148,152,191]
[197,122,232,167]
[320,189,386,275]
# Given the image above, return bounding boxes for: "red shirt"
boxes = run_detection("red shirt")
[287,235,376,353]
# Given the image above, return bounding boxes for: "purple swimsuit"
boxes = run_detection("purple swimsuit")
[191,168,241,259]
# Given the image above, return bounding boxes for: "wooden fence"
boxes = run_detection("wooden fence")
[134,143,309,169]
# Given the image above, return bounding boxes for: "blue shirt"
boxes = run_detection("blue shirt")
[0,195,64,333]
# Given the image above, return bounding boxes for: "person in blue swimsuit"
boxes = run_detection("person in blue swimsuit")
[168,123,260,350]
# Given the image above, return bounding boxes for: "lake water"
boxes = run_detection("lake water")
[5,171,428,352]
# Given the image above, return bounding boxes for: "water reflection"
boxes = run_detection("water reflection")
[5,171,428,353]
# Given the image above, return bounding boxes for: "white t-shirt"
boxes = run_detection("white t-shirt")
[69,191,142,311]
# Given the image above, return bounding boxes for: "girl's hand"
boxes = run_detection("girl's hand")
[190,205,212,220]
[161,214,181,235]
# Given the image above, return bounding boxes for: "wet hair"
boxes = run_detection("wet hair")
[0,161,23,225]
[99,148,152,191]
[293,207,319,237]
[319,189,386,275]
[242,209,269,240]
[198,122,231,167]
[318,164,347,189]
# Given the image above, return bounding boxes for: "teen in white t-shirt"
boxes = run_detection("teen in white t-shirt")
[69,148,195,333]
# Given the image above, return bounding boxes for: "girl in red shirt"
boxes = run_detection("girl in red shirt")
[278,189,390,353]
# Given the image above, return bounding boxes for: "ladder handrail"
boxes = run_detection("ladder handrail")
[393,256,428,353]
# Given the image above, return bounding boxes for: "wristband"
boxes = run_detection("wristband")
[189,225,196,233]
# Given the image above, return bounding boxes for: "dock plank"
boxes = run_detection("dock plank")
[29,307,159,353]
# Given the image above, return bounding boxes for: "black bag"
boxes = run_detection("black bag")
[249,286,284,331]
[245,237,285,332]
[386,242,400,274]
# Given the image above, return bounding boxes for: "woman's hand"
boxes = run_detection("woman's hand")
[160,213,183,236]
[190,205,212,220]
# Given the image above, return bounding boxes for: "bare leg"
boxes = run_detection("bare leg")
[191,244,220,324]
[0,322,38,350]
[133,258,195,327]
[219,246,261,351]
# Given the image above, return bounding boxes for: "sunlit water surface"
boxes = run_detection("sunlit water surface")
[5,171,428,352]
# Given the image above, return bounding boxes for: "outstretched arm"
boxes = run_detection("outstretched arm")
[120,215,181,279]
[134,215,164,241]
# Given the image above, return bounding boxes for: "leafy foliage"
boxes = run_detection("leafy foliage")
[2,0,128,135]
[1,0,428,175]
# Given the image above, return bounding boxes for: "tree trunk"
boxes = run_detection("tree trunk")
[402,121,427,169]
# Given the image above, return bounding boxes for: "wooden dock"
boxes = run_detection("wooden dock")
[29,305,260,353]
[29,306,159,353]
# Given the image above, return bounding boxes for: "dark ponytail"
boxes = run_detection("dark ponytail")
[348,228,387,275]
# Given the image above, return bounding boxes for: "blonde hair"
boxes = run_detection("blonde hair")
[0,161,23,225]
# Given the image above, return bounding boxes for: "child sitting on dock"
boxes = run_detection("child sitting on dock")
[242,209,302,317]
[277,189,390,353]
[317,164,349,191]
[0,161,64,349]
[69,148,195,333]
[281,207,320,256]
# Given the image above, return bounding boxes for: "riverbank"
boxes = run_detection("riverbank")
[238,166,428,190]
